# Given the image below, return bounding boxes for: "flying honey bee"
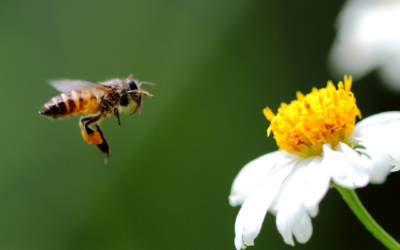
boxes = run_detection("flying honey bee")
[39,74,154,163]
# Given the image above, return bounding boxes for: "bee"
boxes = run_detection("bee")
[39,74,154,163]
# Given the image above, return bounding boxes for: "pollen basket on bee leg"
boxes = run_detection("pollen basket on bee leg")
[81,130,103,145]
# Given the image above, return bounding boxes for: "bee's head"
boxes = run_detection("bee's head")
[126,75,140,91]
[125,74,155,114]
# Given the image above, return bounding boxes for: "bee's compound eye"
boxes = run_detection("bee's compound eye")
[127,79,138,90]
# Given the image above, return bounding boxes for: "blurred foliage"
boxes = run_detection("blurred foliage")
[0,0,400,249]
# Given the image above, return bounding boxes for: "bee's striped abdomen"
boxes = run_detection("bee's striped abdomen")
[39,89,100,118]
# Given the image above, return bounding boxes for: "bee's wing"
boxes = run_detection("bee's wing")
[49,80,110,93]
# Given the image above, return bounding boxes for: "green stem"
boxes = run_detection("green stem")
[334,183,400,250]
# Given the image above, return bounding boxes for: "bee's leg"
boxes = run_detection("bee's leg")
[104,99,121,126]
[80,115,103,145]
[80,116,92,134]
[79,115,101,136]
[94,124,110,164]
[138,95,143,114]
[79,118,109,163]
[113,108,120,126]
[128,104,139,115]
[127,95,142,114]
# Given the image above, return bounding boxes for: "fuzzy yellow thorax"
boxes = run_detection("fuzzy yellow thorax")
[264,76,361,158]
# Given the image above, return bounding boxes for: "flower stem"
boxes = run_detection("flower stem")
[334,184,400,250]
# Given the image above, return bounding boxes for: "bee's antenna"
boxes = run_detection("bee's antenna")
[127,90,153,98]
[139,81,155,87]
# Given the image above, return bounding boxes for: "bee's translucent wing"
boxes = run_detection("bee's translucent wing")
[49,80,110,93]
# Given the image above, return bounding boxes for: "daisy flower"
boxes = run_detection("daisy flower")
[229,76,400,249]
[329,0,400,92]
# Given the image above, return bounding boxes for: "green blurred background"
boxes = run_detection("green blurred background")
[1,1,400,249]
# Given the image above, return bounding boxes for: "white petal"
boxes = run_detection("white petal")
[275,158,316,245]
[339,143,370,184]
[274,155,329,219]
[335,142,370,188]
[268,196,279,216]
[328,0,391,80]
[274,158,310,211]
[351,113,400,148]
[391,166,400,172]
[329,37,379,81]
[357,144,392,184]
[350,112,400,146]
[322,144,353,188]
[352,111,400,134]
[387,153,400,172]
[303,156,330,217]
[276,207,294,246]
[234,235,245,250]
[229,151,284,207]
[234,158,297,249]
[291,204,313,244]
[351,112,400,178]
[379,57,400,92]
[322,143,368,189]
[329,0,400,91]
[242,167,292,245]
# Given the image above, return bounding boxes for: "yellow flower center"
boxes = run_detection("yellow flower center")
[264,76,361,158]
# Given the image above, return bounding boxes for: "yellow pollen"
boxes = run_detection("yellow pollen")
[264,76,361,158]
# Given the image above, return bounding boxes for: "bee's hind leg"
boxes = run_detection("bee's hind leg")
[94,124,110,164]
[79,116,110,164]
[79,115,103,145]
[113,108,120,126]
[80,115,101,135]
